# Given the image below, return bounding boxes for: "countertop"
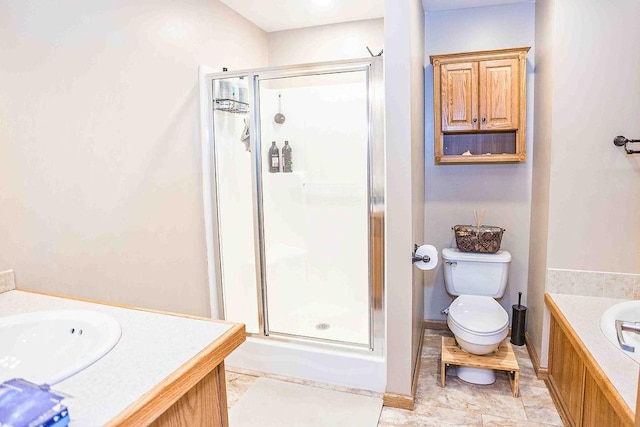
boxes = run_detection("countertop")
[0,290,240,426]
[547,293,639,412]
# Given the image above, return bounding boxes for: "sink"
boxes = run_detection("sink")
[0,310,121,385]
[600,300,640,364]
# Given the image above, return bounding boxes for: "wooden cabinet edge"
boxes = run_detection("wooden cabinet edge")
[548,314,584,426]
[433,61,443,163]
[544,294,635,426]
[546,369,577,427]
[107,323,246,426]
[430,46,530,64]
[150,364,229,427]
[435,154,525,165]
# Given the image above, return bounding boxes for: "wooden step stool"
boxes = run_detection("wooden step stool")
[440,336,520,397]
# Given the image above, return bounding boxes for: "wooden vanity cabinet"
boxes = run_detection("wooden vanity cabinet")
[549,316,585,426]
[548,314,630,426]
[430,47,529,164]
[583,371,626,427]
[546,295,634,427]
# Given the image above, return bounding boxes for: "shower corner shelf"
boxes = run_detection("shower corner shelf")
[214,98,249,114]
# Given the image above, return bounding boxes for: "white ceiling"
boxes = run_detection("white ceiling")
[220,0,532,33]
[220,0,384,33]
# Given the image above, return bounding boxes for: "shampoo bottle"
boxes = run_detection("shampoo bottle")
[282,141,292,173]
[268,141,280,173]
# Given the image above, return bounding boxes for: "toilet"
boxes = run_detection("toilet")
[442,247,512,385]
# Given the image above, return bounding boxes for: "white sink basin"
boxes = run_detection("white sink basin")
[600,300,640,364]
[0,310,121,385]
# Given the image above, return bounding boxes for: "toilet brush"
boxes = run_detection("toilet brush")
[511,292,527,346]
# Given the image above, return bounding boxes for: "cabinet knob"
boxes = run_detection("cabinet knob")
[482,117,486,123]
[472,118,477,123]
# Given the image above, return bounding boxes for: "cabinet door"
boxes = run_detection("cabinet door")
[479,58,519,130]
[549,317,585,426]
[583,371,626,427]
[441,62,478,132]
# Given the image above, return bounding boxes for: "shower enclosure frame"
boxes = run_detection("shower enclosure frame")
[203,57,385,359]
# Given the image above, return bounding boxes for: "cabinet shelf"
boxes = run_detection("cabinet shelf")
[430,47,529,165]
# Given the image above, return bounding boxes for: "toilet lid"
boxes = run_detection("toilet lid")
[449,295,508,334]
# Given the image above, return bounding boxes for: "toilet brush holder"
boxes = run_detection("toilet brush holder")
[511,292,526,346]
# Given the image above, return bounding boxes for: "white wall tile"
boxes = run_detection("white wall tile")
[603,272,637,299]
[574,271,604,297]
[546,269,574,294]
[548,268,640,300]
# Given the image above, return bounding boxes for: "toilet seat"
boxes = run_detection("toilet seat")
[448,295,509,334]
[447,295,509,354]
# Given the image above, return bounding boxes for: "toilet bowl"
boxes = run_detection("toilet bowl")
[447,295,509,355]
[447,295,509,384]
[442,248,512,385]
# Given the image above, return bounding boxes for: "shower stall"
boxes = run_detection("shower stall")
[201,58,385,392]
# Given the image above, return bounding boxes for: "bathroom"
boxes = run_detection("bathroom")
[1,0,640,425]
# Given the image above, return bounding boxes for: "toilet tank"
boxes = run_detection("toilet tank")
[442,248,511,298]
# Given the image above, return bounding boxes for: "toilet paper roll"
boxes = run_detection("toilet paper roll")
[415,245,438,270]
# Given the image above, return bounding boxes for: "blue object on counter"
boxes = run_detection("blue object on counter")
[0,378,70,427]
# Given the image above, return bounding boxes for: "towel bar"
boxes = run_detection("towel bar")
[613,135,640,154]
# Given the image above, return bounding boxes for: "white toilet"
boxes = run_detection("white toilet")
[442,247,512,385]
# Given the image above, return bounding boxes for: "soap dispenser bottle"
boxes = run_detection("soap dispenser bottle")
[268,141,280,173]
[282,140,292,173]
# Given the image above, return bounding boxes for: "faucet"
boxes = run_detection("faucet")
[615,320,640,352]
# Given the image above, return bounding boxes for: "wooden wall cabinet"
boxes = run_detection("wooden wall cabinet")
[430,47,529,164]
[546,295,634,427]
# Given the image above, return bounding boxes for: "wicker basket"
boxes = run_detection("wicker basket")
[453,225,505,253]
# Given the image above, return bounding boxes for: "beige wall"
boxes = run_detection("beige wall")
[528,0,555,368]
[0,0,268,316]
[410,0,426,383]
[385,0,425,396]
[267,19,384,66]
[423,3,536,322]
[545,0,640,273]
[530,0,640,367]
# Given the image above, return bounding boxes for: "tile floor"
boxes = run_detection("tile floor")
[226,329,563,426]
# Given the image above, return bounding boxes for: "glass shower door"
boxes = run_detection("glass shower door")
[210,74,260,334]
[257,71,371,346]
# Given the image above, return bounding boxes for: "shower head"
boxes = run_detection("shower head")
[274,93,286,124]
